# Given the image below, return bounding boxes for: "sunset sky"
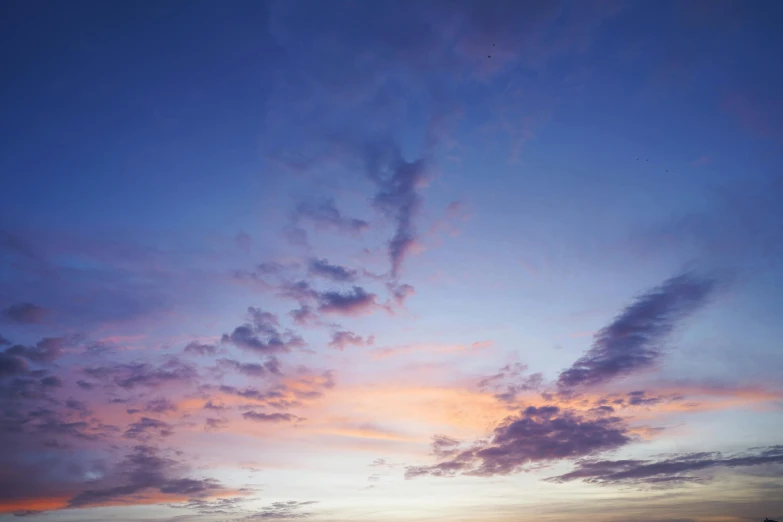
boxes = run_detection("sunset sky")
[1,1,782,521]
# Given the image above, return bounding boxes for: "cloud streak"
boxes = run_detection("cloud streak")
[558,273,717,388]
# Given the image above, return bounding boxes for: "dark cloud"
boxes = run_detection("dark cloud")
[406,406,630,479]
[242,411,301,423]
[204,417,228,431]
[558,272,717,388]
[2,303,47,324]
[144,397,178,413]
[184,341,217,356]
[171,496,248,515]
[328,330,374,350]
[363,140,427,279]
[222,307,305,355]
[0,352,28,377]
[289,305,320,327]
[308,258,358,282]
[387,282,415,306]
[123,417,174,440]
[244,500,318,520]
[68,445,222,507]
[549,446,783,486]
[478,363,544,403]
[294,198,369,235]
[5,337,66,363]
[431,434,461,458]
[218,358,269,377]
[317,286,378,316]
[83,358,197,389]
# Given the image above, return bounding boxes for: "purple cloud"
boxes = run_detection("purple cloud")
[2,303,47,324]
[123,417,173,440]
[68,445,223,507]
[5,337,66,363]
[218,358,279,377]
[221,307,305,355]
[317,286,378,316]
[406,406,630,478]
[549,446,783,486]
[558,272,717,388]
[363,141,427,279]
[242,411,300,423]
[294,198,369,235]
[83,358,197,389]
[184,341,217,356]
[327,331,374,351]
[308,258,358,282]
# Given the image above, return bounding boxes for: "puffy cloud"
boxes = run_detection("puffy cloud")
[5,337,66,363]
[317,286,378,316]
[0,352,28,377]
[549,446,783,486]
[308,258,358,282]
[289,305,320,327]
[123,417,173,440]
[406,406,630,478]
[144,398,177,413]
[478,363,544,403]
[558,272,717,388]
[2,303,47,324]
[184,341,217,356]
[68,445,223,507]
[328,331,374,350]
[222,307,305,355]
[84,358,197,389]
[242,411,301,423]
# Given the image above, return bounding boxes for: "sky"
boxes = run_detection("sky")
[1,1,782,521]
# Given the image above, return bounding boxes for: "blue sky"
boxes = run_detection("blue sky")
[1,1,782,521]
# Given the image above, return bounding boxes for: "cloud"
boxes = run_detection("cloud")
[83,358,197,389]
[0,352,28,377]
[221,307,305,355]
[317,286,378,316]
[144,398,177,413]
[328,331,374,350]
[549,446,783,486]
[242,411,301,423]
[308,258,358,282]
[5,337,67,363]
[478,363,544,403]
[184,341,217,356]
[244,500,318,520]
[406,406,630,478]
[294,199,369,235]
[289,305,320,327]
[218,358,272,377]
[68,445,223,507]
[431,434,461,458]
[363,140,427,279]
[558,272,717,388]
[2,303,47,324]
[123,417,174,440]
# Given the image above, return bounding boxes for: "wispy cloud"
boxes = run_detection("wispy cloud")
[558,273,717,388]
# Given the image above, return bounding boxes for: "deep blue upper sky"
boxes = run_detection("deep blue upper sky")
[1,1,782,521]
